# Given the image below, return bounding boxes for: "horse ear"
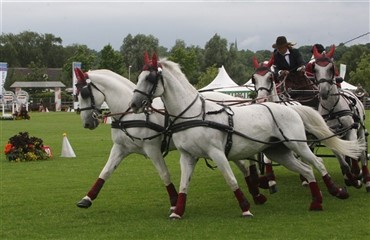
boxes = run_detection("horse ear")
[253,56,259,69]
[326,45,335,59]
[312,45,322,59]
[144,52,150,65]
[152,53,158,67]
[74,68,86,82]
[267,54,274,68]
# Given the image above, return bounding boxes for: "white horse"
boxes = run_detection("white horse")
[312,45,370,192]
[252,52,367,191]
[130,53,365,219]
[74,68,267,210]
[252,56,306,188]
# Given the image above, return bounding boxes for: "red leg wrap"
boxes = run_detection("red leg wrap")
[265,164,273,175]
[249,165,260,184]
[245,176,267,204]
[362,166,370,182]
[258,176,269,189]
[323,174,349,199]
[351,159,361,176]
[87,178,105,200]
[308,182,323,211]
[173,193,187,217]
[166,183,178,207]
[234,188,250,212]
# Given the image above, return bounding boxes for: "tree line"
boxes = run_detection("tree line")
[1,31,369,92]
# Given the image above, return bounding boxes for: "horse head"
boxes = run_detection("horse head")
[74,68,105,130]
[252,55,276,103]
[131,52,163,113]
[312,45,337,99]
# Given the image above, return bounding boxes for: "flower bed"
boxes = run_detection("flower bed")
[4,132,51,162]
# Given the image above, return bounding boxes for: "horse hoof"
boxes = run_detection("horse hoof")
[309,201,323,211]
[242,210,254,218]
[169,212,182,220]
[253,194,267,205]
[269,182,278,194]
[301,181,309,187]
[344,179,362,188]
[344,179,352,187]
[168,206,176,214]
[354,180,363,189]
[76,198,92,208]
[365,182,370,193]
[335,188,349,199]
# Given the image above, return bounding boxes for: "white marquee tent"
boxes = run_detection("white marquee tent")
[198,66,253,98]
[341,81,357,90]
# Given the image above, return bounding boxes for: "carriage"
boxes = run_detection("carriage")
[74,48,368,220]
[252,45,370,193]
[129,52,367,218]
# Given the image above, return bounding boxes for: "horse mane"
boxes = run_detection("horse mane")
[87,69,136,90]
[159,59,198,93]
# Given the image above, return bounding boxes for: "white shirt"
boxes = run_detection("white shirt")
[284,49,290,65]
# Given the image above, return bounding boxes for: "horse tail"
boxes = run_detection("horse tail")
[289,105,366,159]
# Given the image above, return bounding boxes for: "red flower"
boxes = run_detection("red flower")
[4,143,13,154]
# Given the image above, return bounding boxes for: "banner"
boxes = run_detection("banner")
[72,62,82,109]
[339,64,346,79]
[0,62,8,100]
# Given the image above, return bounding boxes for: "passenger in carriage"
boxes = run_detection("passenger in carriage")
[305,43,342,88]
[271,36,313,98]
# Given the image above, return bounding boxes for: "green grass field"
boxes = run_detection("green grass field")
[1,111,369,239]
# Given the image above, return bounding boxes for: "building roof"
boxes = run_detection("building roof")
[9,68,63,82]
[10,81,66,88]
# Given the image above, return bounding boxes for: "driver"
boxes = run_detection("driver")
[271,36,312,98]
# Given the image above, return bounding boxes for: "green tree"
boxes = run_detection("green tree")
[98,44,124,75]
[204,34,228,69]
[169,40,200,84]
[62,45,97,87]
[120,34,159,82]
[242,49,258,84]
[195,65,218,89]
[0,31,65,68]
[226,43,253,85]
[337,44,370,81]
[40,33,65,68]
[349,53,370,92]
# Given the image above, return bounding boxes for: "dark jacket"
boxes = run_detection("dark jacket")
[273,48,305,77]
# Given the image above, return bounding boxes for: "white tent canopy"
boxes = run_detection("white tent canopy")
[341,81,357,90]
[199,65,238,91]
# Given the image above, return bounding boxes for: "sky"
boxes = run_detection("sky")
[1,0,369,52]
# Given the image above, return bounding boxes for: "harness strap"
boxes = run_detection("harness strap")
[260,104,290,142]
[206,105,234,156]
[111,119,165,146]
[321,109,353,121]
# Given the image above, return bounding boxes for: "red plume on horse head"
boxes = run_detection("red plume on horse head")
[143,52,160,70]
[326,45,335,59]
[74,68,88,83]
[253,55,274,69]
[253,56,260,69]
[313,45,335,59]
